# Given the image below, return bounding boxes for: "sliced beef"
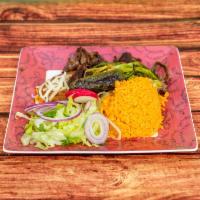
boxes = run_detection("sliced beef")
[64,47,104,72]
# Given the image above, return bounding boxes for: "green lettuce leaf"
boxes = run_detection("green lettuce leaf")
[21,98,99,149]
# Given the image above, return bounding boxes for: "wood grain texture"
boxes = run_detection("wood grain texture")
[0,21,200,53]
[0,77,200,113]
[0,0,200,22]
[193,112,200,143]
[0,115,7,154]
[181,51,200,76]
[0,153,200,199]
[1,51,200,78]
[0,78,14,113]
[0,54,18,77]
[186,78,200,111]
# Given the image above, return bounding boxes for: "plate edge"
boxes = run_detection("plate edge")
[2,147,198,154]
[176,47,199,151]
[3,48,24,153]
[3,46,198,154]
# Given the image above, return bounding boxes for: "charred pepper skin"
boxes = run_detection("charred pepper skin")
[69,70,129,93]
[69,61,168,94]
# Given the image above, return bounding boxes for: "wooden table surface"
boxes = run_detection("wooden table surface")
[0,0,200,199]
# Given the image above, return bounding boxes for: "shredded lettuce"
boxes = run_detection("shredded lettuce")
[31,130,66,149]
[21,99,99,150]
[21,134,31,146]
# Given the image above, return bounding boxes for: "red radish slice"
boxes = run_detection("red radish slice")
[65,89,98,103]
[65,89,85,98]
[65,89,79,98]
[65,89,97,98]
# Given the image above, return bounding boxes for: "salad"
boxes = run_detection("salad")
[17,89,120,150]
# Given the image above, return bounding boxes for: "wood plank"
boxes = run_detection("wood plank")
[0,54,18,77]
[0,51,200,78]
[0,78,15,113]
[0,153,200,199]
[192,112,200,143]
[0,21,200,53]
[186,78,200,111]
[181,51,200,76]
[0,115,7,154]
[0,78,14,113]
[0,0,200,22]
[0,77,200,113]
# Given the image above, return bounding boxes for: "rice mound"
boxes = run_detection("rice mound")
[101,77,168,138]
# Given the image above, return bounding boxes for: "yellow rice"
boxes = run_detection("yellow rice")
[101,77,168,138]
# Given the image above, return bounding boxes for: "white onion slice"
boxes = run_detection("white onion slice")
[24,102,57,113]
[84,113,109,145]
[106,118,121,140]
[15,112,31,120]
[36,71,70,102]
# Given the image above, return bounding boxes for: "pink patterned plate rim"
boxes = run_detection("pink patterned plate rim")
[3,46,198,154]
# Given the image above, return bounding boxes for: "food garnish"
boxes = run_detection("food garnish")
[84,113,109,145]
[35,71,70,103]
[65,89,98,103]
[20,97,106,149]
